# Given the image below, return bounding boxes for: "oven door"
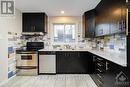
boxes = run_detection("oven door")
[16,53,37,66]
[16,66,37,76]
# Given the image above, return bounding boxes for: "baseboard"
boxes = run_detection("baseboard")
[0,75,16,86]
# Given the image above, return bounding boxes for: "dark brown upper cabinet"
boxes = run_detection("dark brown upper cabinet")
[95,0,127,36]
[82,9,96,38]
[22,13,48,33]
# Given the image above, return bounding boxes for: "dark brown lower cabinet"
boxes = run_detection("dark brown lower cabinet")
[90,54,128,87]
[56,51,84,74]
[56,52,94,74]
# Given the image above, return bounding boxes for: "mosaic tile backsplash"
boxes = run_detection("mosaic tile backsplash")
[20,33,126,53]
[85,34,126,53]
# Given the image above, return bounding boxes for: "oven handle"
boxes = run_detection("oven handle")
[16,66,37,69]
[17,52,37,54]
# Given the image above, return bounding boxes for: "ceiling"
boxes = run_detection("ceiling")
[15,0,101,16]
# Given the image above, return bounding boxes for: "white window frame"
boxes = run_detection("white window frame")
[53,23,77,44]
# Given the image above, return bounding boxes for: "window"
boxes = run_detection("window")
[53,24,76,43]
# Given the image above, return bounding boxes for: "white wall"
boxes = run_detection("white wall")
[0,9,22,85]
[48,16,82,44]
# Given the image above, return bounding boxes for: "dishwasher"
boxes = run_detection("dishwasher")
[38,51,56,74]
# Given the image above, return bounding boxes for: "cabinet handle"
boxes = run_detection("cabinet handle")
[31,26,36,31]
[78,53,80,57]
[97,58,103,61]
[31,26,33,31]
[33,26,36,31]
[106,62,109,70]
[97,74,103,79]
[97,84,101,87]
[97,79,103,85]
[97,69,103,73]
[64,53,66,56]
[93,56,96,58]
[126,8,128,36]
[97,63,103,67]
[65,53,68,56]
[93,56,96,62]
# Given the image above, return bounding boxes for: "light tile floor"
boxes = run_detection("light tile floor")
[0,74,97,87]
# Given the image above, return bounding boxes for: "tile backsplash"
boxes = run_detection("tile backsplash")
[84,34,126,53]
[20,34,51,47]
[20,33,126,53]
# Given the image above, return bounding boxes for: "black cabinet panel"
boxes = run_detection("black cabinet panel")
[95,0,127,36]
[82,0,127,37]
[127,35,130,85]
[80,52,95,73]
[56,52,94,74]
[90,54,129,87]
[82,9,96,38]
[128,12,130,32]
[128,1,130,84]
[22,13,32,32]
[22,13,48,33]
[90,55,106,87]
[104,62,128,87]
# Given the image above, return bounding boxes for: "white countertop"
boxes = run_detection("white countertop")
[39,48,127,67]
[88,50,127,67]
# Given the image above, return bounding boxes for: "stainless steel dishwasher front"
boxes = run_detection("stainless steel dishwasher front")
[38,51,56,74]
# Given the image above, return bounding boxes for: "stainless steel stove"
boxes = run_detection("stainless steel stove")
[16,42,44,76]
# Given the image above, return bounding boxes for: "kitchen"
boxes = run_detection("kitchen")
[0,0,129,87]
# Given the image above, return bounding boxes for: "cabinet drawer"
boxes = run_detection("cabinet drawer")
[96,62,106,70]
[97,73,104,79]
[96,57,106,65]
[93,75,104,87]
[96,68,105,73]
[97,79,104,87]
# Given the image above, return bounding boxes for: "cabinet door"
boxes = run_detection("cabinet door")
[22,13,47,32]
[103,61,128,87]
[32,13,44,32]
[109,0,127,34]
[95,0,111,36]
[80,52,95,74]
[23,13,33,32]
[95,0,127,36]
[86,16,95,37]
[83,9,95,38]
[56,52,67,73]
[56,52,82,74]
[56,52,90,74]
[128,12,130,32]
